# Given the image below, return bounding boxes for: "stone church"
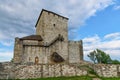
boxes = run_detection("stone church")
[13,9,83,64]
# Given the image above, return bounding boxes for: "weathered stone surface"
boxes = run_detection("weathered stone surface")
[94,64,120,77]
[54,64,61,77]
[1,61,120,79]
[43,65,49,78]
[62,64,76,76]
[68,41,83,63]
[14,65,42,79]
[49,65,54,77]
[0,63,88,79]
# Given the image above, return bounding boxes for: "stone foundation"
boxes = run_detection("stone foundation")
[92,64,120,77]
[13,64,87,79]
[0,62,87,79]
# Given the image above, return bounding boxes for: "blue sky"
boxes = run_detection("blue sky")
[0,0,120,62]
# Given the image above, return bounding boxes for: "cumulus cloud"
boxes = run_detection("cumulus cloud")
[83,32,120,61]
[104,32,120,39]
[83,35,100,44]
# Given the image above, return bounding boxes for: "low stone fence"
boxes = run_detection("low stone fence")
[1,61,119,79]
[93,64,120,77]
[13,64,87,79]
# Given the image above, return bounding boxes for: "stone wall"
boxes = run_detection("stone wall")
[1,62,120,79]
[93,64,120,77]
[21,39,68,64]
[13,38,23,63]
[13,64,87,79]
[68,41,83,63]
[0,62,13,79]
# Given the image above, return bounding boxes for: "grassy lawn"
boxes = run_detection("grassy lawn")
[27,76,92,80]
[101,77,120,80]
[25,76,120,80]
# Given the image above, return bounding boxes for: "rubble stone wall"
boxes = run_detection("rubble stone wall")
[93,64,120,77]
[0,62,120,79]
[13,64,87,79]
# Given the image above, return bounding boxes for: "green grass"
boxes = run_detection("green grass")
[101,77,120,80]
[27,76,92,80]
[23,76,120,80]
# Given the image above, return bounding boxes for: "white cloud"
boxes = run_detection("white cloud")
[83,35,100,44]
[0,51,13,62]
[104,32,120,39]
[99,40,120,49]
[0,0,115,42]
[83,33,120,60]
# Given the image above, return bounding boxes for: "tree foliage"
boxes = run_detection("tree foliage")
[10,58,14,63]
[87,49,112,64]
[87,50,96,64]
[111,60,120,64]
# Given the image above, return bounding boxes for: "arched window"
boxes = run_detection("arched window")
[35,56,39,64]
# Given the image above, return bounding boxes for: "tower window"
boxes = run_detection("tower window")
[53,24,56,27]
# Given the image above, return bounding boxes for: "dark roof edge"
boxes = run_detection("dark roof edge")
[35,9,69,27]
[19,35,43,41]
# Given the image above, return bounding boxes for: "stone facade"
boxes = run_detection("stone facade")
[13,9,83,64]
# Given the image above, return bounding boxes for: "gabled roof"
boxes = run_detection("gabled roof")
[20,35,43,41]
[35,9,69,27]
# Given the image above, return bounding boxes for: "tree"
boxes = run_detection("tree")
[87,50,96,64]
[112,60,120,64]
[88,49,112,64]
[96,49,112,64]
[10,58,14,63]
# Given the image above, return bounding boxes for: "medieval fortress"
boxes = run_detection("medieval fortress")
[13,9,83,64]
[0,9,120,79]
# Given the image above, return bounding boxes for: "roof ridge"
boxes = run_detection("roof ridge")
[35,9,69,27]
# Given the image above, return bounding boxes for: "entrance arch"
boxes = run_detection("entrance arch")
[35,56,39,64]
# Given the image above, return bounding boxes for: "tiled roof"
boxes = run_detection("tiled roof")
[20,35,43,41]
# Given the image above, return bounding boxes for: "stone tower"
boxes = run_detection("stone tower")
[35,9,69,62]
[35,9,68,43]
